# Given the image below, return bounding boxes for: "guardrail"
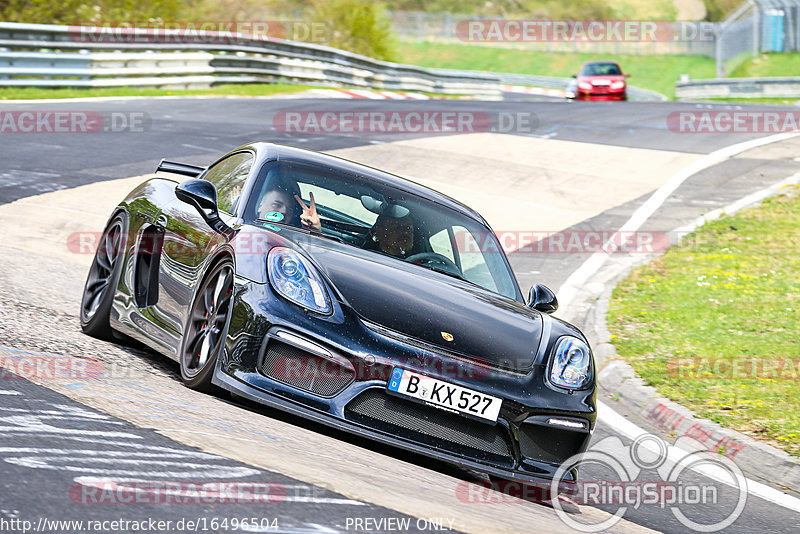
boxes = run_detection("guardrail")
[0,22,501,96]
[0,22,667,101]
[676,77,800,99]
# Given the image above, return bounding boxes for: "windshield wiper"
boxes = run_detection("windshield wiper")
[416,263,467,282]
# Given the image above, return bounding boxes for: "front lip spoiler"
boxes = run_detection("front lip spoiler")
[211,369,576,485]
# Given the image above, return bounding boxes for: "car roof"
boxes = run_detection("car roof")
[582,61,621,67]
[234,142,490,227]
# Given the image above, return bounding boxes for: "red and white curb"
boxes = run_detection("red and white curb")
[500,84,565,98]
[306,88,431,100]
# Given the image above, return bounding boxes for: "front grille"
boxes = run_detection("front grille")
[259,340,354,398]
[518,421,590,466]
[345,389,512,463]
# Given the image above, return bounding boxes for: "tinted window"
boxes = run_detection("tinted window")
[246,161,519,300]
[581,63,622,76]
[203,152,254,214]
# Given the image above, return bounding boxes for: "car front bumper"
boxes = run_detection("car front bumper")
[213,281,597,484]
[576,89,627,101]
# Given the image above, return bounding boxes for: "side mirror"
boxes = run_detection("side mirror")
[175,179,231,235]
[526,284,558,314]
[571,74,577,78]
[625,73,631,78]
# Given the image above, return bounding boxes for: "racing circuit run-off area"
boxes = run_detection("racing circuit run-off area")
[3,7,800,530]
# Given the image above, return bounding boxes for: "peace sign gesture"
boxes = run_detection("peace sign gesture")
[295,192,322,232]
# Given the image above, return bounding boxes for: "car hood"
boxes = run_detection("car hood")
[296,236,542,371]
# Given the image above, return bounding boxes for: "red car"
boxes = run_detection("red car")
[566,61,630,101]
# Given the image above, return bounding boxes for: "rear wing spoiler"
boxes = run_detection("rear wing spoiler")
[156,159,206,178]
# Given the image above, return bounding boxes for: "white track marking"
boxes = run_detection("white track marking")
[557,132,800,308]
[0,448,221,458]
[551,129,800,513]
[0,391,21,395]
[598,401,800,513]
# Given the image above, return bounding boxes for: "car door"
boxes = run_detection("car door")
[139,151,255,353]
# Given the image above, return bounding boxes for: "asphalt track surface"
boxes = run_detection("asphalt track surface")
[1,95,799,533]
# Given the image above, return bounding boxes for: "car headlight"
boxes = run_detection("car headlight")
[549,336,593,389]
[611,81,625,89]
[578,82,593,91]
[268,247,332,314]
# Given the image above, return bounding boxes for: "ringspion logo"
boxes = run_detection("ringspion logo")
[456,434,748,532]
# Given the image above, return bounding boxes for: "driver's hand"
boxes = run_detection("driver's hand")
[295,192,322,232]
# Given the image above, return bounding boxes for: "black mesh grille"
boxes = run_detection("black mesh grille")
[345,389,512,463]
[260,340,354,398]
[518,422,590,465]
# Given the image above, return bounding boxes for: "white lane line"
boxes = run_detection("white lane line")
[557,131,800,309]
[181,143,217,152]
[562,131,800,513]
[0,391,21,395]
[598,401,800,513]
[0,448,220,458]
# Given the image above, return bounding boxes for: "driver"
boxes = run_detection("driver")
[258,183,321,232]
[371,213,414,258]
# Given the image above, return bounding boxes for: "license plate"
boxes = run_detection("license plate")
[387,368,502,423]
[593,79,611,86]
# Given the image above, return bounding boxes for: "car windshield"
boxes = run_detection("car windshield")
[581,63,622,76]
[245,160,520,300]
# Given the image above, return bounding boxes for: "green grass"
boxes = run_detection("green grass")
[731,53,800,78]
[607,187,800,456]
[606,0,677,20]
[0,83,316,100]
[395,42,716,99]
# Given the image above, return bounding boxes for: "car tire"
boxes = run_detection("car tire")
[178,259,234,392]
[80,212,127,340]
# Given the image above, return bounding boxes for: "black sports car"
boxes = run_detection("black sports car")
[80,142,596,489]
